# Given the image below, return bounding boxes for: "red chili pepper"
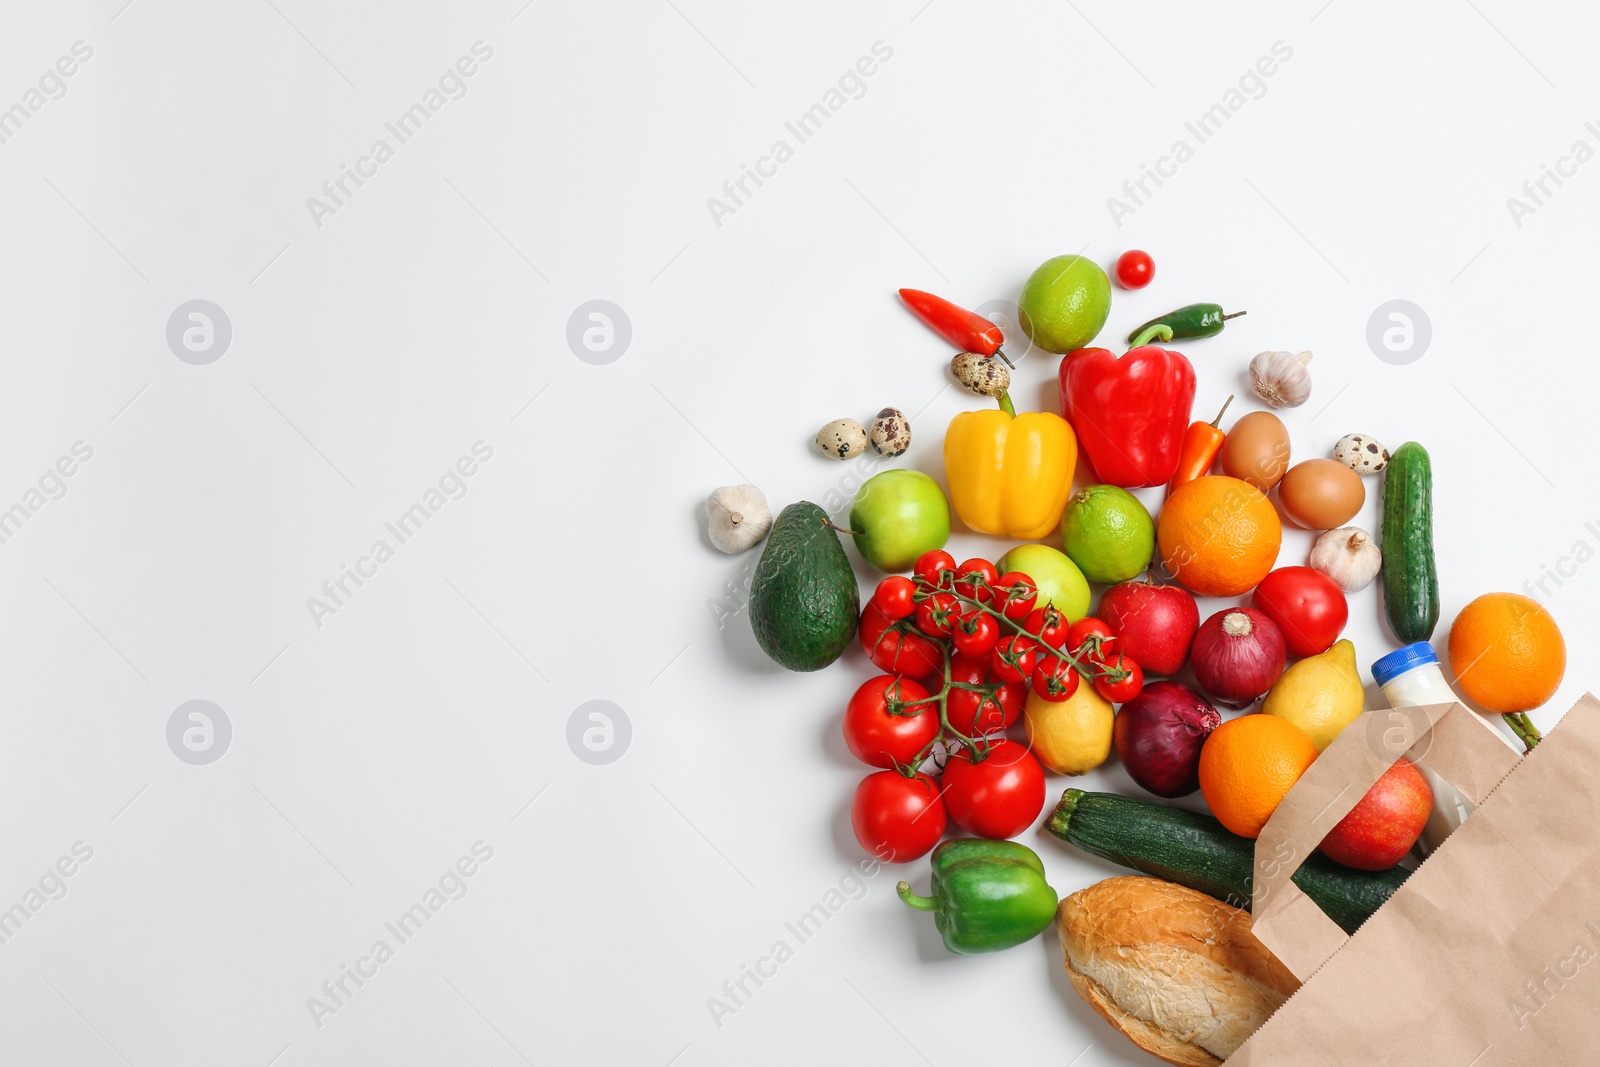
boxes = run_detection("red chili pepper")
[898,289,1012,367]
[1166,395,1234,498]
[1058,324,1197,488]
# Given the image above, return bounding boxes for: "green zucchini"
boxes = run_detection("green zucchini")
[1381,442,1439,643]
[1045,790,1409,935]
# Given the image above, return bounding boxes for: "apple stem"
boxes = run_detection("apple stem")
[822,518,863,537]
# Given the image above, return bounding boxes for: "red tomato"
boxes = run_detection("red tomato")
[946,654,1023,735]
[1068,617,1114,651]
[872,576,917,620]
[851,771,946,863]
[914,550,957,589]
[1093,656,1145,703]
[954,558,999,602]
[1023,606,1070,654]
[1115,249,1154,290]
[843,676,939,768]
[914,592,961,639]
[942,740,1046,839]
[1252,566,1349,658]
[1032,656,1081,702]
[990,572,1038,621]
[951,609,1000,658]
[990,635,1038,683]
[860,603,943,677]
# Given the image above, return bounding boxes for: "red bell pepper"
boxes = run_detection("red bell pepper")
[1058,324,1196,488]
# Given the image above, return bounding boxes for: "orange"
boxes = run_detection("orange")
[1199,714,1318,839]
[1156,475,1281,597]
[1448,593,1566,713]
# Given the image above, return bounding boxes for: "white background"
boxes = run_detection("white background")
[0,1,1593,1064]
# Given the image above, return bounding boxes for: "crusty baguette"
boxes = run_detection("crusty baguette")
[1057,876,1299,1066]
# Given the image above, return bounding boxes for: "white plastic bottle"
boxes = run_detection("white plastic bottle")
[1371,642,1521,856]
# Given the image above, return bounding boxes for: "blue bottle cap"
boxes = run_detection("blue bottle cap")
[1371,642,1438,688]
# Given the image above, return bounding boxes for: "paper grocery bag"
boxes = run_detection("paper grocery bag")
[1228,695,1600,1065]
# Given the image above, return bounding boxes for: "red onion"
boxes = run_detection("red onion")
[1190,607,1286,707]
[1113,681,1219,797]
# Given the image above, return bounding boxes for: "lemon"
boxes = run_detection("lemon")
[1261,639,1364,752]
[1024,684,1113,775]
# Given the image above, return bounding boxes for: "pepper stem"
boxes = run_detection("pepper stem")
[1210,394,1234,428]
[1222,310,1247,322]
[997,390,1016,418]
[1129,324,1174,348]
[896,881,938,911]
[994,347,1015,369]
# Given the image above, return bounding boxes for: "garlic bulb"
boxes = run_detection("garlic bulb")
[1250,351,1313,408]
[1309,526,1381,591]
[706,484,772,553]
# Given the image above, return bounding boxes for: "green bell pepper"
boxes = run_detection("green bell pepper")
[896,839,1058,955]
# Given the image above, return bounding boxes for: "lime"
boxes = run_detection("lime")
[1060,485,1155,583]
[1018,254,1111,354]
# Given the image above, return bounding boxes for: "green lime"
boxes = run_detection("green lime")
[1018,254,1111,354]
[1060,485,1154,584]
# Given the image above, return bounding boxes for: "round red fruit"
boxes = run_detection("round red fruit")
[1097,578,1200,676]
[990,572,1039,621]
[872,575,917,620]
[942,740,1046,839]
[954,558,999,602]
[1093,656,1144,703]
[990,635,1038,683]
[914,550,957,589]
[951,609,1000,658]
[1252,566,1349,658]
[1115,250,1154,290]
[946,654,1023,735]
[843,675,939,768]
[851,771,946,863]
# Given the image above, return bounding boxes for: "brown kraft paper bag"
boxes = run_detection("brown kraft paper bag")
[1228,695,1600,1065]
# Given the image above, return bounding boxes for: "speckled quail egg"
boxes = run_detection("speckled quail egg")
[951,352,1010,398]
[1332,433,1390,475]
[815,418,868,460]
[869,408,911,457]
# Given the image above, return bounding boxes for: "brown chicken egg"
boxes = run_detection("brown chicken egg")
[1219,411,1291,491]
[1278,458,1365,529]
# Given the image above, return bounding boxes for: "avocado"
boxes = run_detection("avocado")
[749,501,860,671]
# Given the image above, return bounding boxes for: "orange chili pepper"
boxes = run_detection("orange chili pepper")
[1166,395,1233,497]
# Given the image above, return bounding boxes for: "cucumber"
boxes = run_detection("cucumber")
[1380,441,1438,643]
[1045,790,1409,935]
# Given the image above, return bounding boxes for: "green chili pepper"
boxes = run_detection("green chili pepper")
[1127,302,1246,342]
[896,839,1058,954]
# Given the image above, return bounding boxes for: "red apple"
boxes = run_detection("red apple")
[1097,577,1199,676]
[1319,759,1433,870]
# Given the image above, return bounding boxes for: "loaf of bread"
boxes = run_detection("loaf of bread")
[1057,876,1300,1067]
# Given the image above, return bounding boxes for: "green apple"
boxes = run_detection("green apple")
[1018,254,1111,354]
[996,544,1091,621]
[849,470,951,572]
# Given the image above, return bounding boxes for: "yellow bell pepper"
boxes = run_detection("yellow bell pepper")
[943,407,1078,541]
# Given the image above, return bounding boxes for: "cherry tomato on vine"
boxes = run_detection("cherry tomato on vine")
[1093,656,1144,703]
[954,558,999,602]
[843,675,939,768]
[942,739,1046,839]
[914,592,961,639]
[990,635,1038,683]
[1068,617,1114,651]
[860,603,943,677]
[1115,249,1154,290]
[951,609,1000,658]
[851,770,946,863]
[914,550,957,589]
[872,576,917,621]
[990,572,1039,622]
[1023,605,1071,653]
[946,653,1023,735]
[1031,656,1081,702]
